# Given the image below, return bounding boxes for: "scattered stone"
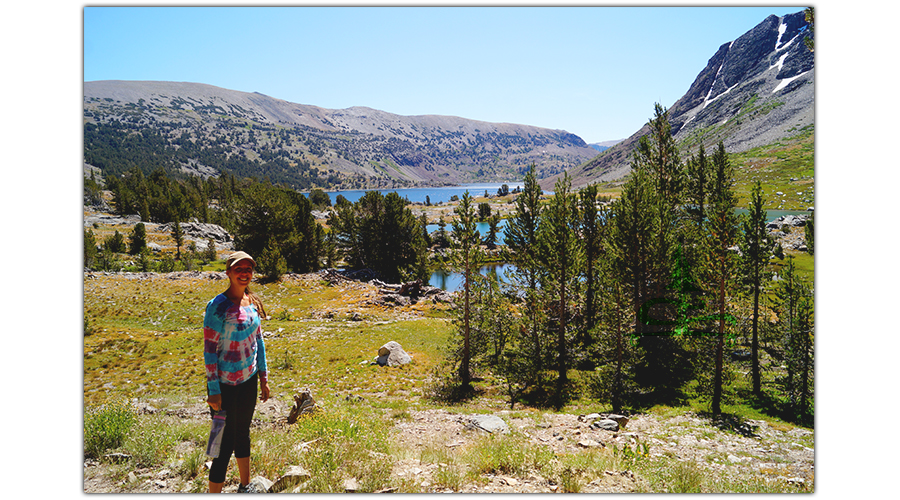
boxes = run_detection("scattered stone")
[578,439,604,448]
[766,214,809,230]
[606,414,629,429]
[591,419,620,432]
[578,413,602,424]
[344,477,359,492]
[270,466,312,493]
[462,414,509,434]
[246,476,273,493]
[374,341,412,366]
[103,453,132,463]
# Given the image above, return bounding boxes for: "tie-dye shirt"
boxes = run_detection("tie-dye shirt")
[203,293,268,396]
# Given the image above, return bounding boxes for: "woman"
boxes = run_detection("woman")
[203,251,270,493]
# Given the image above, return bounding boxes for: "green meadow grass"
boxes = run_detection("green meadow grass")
[730,125,815,210]
[84,264,812,492]
[83,273,455,406]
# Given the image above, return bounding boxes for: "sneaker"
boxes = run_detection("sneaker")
[237,483,249,493]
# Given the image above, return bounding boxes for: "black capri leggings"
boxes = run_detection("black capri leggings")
[209,372,258,483]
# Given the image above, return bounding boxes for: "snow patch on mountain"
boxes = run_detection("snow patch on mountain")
[773,70,810,93]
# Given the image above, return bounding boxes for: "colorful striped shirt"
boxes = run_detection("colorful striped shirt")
[203,293,268,396]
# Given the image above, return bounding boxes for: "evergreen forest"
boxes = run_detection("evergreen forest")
[84,103,813,426]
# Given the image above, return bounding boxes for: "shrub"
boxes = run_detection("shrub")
[84,400,137,458]
[203,238,217,263]
[123,418,178,467]
[137,249,154,272]
[104,230,127,254]
[84,229,98,268]
[158,255,176,273]
[84,313,97,336]
[288,405,393,492]
[129,223,147,255]
[464,432,555,477]
[257,241,287,281]
[179,446,206,479]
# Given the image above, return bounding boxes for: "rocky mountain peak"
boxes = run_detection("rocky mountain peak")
[556,9,814,189]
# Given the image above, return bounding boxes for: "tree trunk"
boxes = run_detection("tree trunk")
[712,254,726,416]
[557,263,568,397]
[751,263,761,396]
[460,251,471,388]
[613,295,623,414]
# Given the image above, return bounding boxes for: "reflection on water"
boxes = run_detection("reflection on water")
[312,183,524,206]
[429,263,516,292]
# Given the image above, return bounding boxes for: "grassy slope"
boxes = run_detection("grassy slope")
[573,124,815,211]
[84,273,454,407]
[729,124,815,210]
[83,271,813,493]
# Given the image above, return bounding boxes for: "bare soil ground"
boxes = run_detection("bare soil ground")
[83,399,813,493]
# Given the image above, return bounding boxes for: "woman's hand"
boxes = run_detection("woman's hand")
[260,380,270,402]
[207,394,222,411]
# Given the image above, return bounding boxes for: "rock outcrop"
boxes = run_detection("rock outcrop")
[374,341,412,367]
[555,9,814,189]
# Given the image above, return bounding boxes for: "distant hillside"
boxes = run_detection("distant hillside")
[83,81,598,190]
[588,139,625,153]
[554,10,814,190]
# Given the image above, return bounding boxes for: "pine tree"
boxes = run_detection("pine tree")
[684,144,709,226]
[703,142,739,416]
[609,167,655,342]
[578,183,607,341]
[804,7,815,51]
[450,191,483,389]
[484,213,501,249]
[796,287,814,424]
[104,230,127,254]
[503,164,547,383]
[773,256,813,422]
[635,104,683,210]
[84,229,98,269]
[537,173,583,403]
[203,238,217,263]
[258,239,288,282]
[129,222,148,255]
[633,103,683,295]
[470,267,513,367]
[171,218,184,260]
[804,212,814,255]
[738,180,774,395]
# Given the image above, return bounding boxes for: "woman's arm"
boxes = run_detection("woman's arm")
[256,324,269,402]
[204,300,224,408]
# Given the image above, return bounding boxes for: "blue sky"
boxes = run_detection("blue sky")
[83,4,805,143]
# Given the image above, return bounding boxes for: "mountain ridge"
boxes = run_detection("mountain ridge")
[83,80,598,189]
[551,10,814,190]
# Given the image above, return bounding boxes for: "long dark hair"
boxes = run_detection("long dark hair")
[245,287,267,319]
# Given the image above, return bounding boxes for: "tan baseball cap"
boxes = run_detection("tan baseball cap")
[226,251,256,270]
